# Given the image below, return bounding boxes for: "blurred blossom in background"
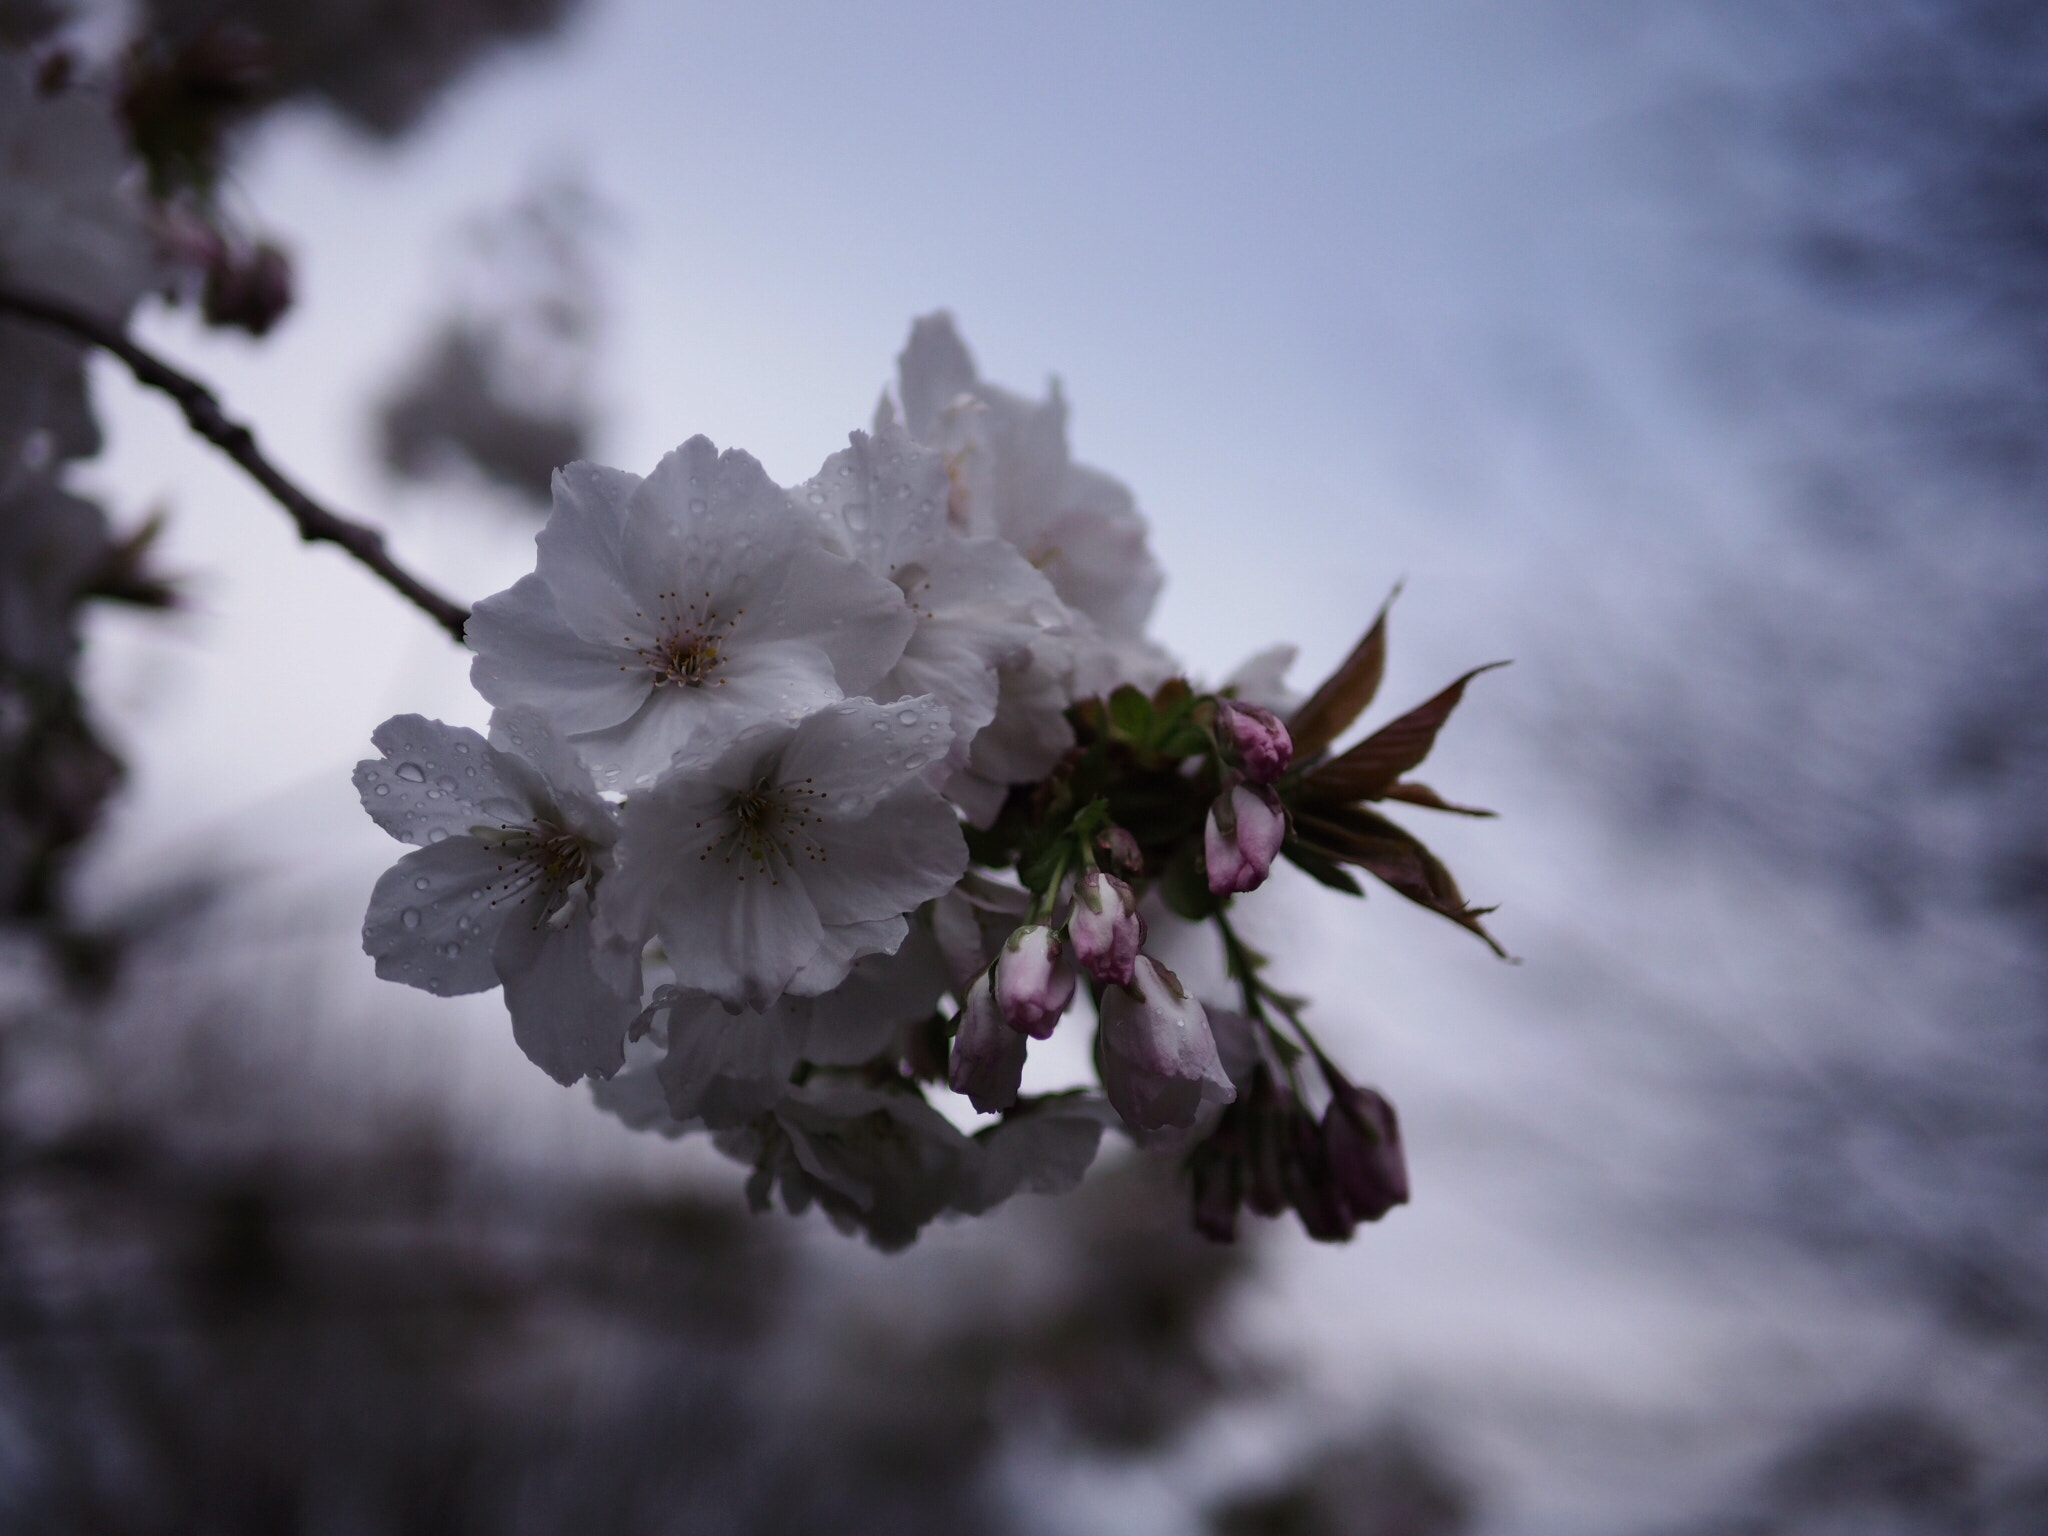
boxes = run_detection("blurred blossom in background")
[2,0,2046,1531]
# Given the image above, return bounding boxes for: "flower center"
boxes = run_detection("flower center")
[632,589,742,689]
[477,819,597,928]
[704,774,828,884]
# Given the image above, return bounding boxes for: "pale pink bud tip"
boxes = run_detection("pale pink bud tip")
[1099,957,1235,1131]
[1068,869,1145,988]
[1205,783,1286,896]
[994,924,1076,1038]
[949,972,1027,1113]
[1217,699,1292,783]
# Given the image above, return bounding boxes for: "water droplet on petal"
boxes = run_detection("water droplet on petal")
[440,943,462,958]
[428,828,450,843]
[435,776,457,793]
[897,709,919,725]
[395,762,427,783]
[401,909,422,930]
[373,784,391,798]
[414,876,430,891]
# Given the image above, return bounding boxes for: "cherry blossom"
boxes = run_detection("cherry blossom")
[468,437,915,787]
[604,695,967,1011]
[356,708,641,1084]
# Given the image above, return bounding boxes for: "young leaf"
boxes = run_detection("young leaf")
[1291,804,1506,956]
[1298,662,1508,804]
[1287,585,1397,761]
[1378,781,1496,817]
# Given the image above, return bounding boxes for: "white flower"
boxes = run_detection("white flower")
[951,1096,1119,1215]
[634,925,948,1128]
[605,695,968,1011]
[468,438,915,787]
[889,312,1174,690]
[356,708,642,1084]
[716,1082,975,1251]
[795,423,1066,790]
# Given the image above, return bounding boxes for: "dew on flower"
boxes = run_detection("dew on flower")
[401,909,422,930]
[395,762,427,782]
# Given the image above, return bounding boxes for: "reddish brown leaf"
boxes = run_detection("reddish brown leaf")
[1378,781,1496,817]
[1291,804,1507,956]
[1298,662,1507,804]
[1286,585,1397,761]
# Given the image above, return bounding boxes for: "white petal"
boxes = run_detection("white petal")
[794,424,951,577]
[531,458,650,650]
[896,311,979,444]
[800,785,968,930]
[355,715,528,848]
[363,838,519,997]
[656,993,802,1125]
[952,1097,1118,1214]
[783,915,908,1002]
[732,540,914,699]
[494,899,641,1084]
[793,922,948,1064]
[778,695,956,818]
[467,573,650,736]
[650,846,828,1011]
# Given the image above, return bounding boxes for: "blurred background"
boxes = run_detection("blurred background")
[5,0,2046,1530]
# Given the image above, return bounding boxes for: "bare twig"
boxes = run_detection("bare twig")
[0,287,472,645]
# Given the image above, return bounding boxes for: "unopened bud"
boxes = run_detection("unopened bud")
[202,240,293,336]
[1095,825,1144,877]
[1217,699,1292,783]
[1243,1068,1290,1217]
[1068,869,1144,988]
[994,924,1075,1038]
[1322,1077,1409,1223]
[1283,1104,1356,1242]
[1098,956,1235,1131]
[1188,1130,1244,1243]
[1205,782,1286,895]
[948,971,1027,1113]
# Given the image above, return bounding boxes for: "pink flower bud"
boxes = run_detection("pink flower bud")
[1216,699,1292,783]
[994,924,1075,1038]
[1098,957,1236,1131]
[948,971,1026,1113]
[1205,782,1286,895]
[1322,1078,1409,1223]
[1068,869,1145,988]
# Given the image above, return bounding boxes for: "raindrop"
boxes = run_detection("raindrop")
[843,502,870,531]
[373,784,391,798]
[689,497,707,515]
[897,709,920,725]
[414,876,431,891]
[401,909,422,930]
[440,943,462,959]
[807,489,826,506]
[435,776,458,793]
[428,828,450,843]
[395,762,427,783]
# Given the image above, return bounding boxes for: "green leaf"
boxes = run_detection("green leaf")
[1107,685,1154,744]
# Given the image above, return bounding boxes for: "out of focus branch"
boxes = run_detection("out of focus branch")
[0,286,472,645]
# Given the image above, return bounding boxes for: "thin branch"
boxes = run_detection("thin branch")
[0,286,472,645]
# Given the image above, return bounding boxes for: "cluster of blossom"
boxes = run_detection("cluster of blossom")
[359,314,1505,1248]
